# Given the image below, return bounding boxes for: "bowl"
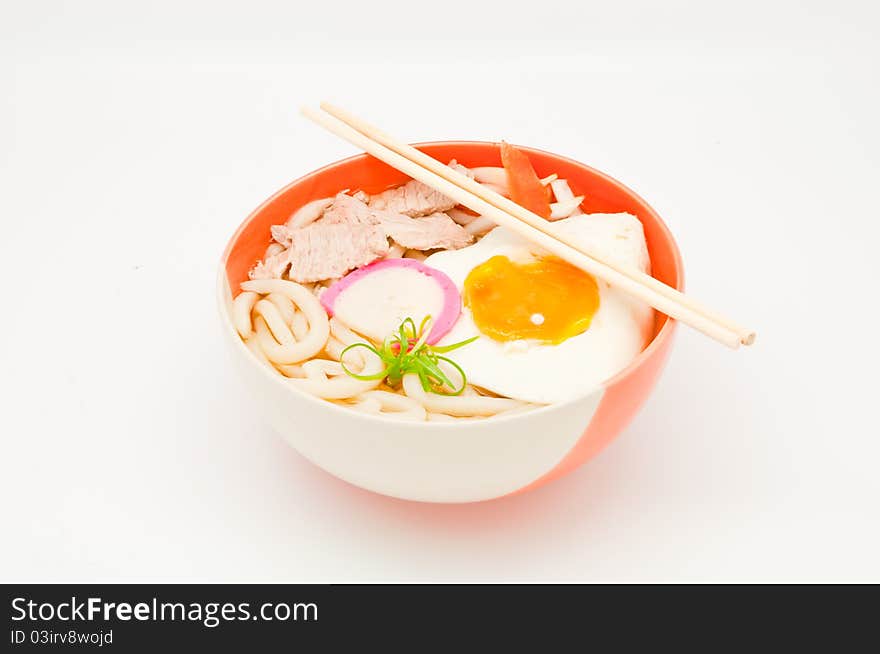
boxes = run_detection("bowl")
[217,141,683,503]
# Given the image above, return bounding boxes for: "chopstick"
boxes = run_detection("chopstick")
[301,104,756,349]
[320,102,756,348]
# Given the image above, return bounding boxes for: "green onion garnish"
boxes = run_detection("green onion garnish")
[339,316,477,396]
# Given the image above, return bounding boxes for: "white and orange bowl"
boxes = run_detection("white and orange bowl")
[217,141,683,503]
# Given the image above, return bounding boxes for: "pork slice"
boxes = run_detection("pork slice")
[367,160,473,217]
[270,193,365,247]
[380,212,474,251]
[320,191,380,226]
[367,179,457,217]
[250,254,292,280]
[271,224,296,246]
[249,221,390,283]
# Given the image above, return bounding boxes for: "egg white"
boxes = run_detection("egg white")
[424,213,654,404]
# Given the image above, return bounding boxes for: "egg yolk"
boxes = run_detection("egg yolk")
[462,255,600,344]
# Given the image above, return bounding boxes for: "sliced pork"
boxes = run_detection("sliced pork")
[368,180,456,217]
[270,224,296,247]
[380,212,473,251]
[269,192,380,246]
[366,162,469,217]
[250,221,389,283]
[251,183,475,283]
[320,192,381,226]
[317,191,473,251]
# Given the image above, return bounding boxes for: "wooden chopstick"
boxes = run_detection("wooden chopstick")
[301,105,755,349]
[320,102,756,348]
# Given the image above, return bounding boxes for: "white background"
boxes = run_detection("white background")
[2,1,878,582]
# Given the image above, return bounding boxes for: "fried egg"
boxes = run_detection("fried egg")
[423,213,654,404]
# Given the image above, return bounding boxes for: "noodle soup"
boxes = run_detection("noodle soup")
[218,142,681,501]
[231,143,653,421]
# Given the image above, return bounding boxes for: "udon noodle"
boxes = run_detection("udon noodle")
[233,245,533,420]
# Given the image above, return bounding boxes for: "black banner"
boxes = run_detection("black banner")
[3,584,877,649]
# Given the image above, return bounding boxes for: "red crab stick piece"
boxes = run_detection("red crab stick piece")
[500,141,552,220]
[320,258,462,345]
